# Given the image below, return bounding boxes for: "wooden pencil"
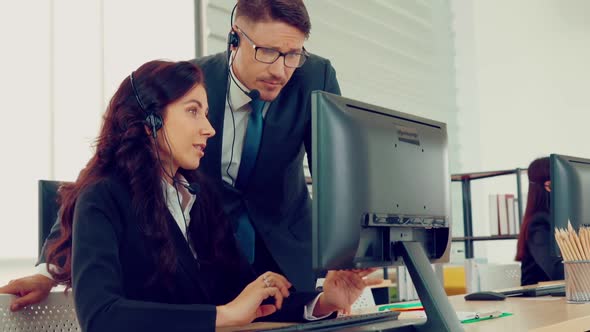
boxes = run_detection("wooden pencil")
[553,225,590,301]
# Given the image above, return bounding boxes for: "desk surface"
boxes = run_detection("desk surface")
[445,294,590,331]
[224,293,590,331]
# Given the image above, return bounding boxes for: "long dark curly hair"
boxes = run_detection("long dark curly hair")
[45,60,240,288]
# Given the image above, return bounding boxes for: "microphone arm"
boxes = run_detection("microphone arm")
[229,54,261,101]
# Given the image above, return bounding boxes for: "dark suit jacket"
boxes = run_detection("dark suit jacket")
[40,52,341,292]
[194,52,341,291]
[520,212,564,286]
[72,176,318,332]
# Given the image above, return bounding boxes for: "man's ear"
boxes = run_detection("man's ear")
[544,180,551,192]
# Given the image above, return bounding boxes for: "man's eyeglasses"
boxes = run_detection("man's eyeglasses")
[236,26,308,68]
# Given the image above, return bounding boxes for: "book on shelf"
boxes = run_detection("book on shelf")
[489,193,520,236]
[506,195,518,235]
[498,194,509,235]
[488,194,499,236]
[513,198,519,234]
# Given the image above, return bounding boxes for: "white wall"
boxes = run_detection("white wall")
[0,0,195,264]
[452,0,590,263]
[102,0,196,102]
[7,0,586,271]
[476,0,590,168]
[205,0,461,171]
[52,0,104,182]
[0,1,53,262]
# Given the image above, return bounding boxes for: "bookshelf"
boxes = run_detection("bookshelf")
[451,168,527,258]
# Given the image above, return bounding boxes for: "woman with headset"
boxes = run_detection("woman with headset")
[516,157,564,285]
[42,60,376,331]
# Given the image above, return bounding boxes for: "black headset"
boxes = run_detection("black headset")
[224,3,264,186]
[128,70,204,276]
[128,71,200,196]
[130,71,163,139]
[227,4,240,50]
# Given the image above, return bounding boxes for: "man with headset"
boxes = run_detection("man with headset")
[1,0,341,309]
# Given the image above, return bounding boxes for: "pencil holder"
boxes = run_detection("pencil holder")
[564,260,590,303]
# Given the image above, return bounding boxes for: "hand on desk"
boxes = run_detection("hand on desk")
[314,269,383,316]
[0,274,56,311]
[216,271,292,327]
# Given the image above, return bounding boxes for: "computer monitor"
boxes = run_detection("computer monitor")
[311,92,451,270]
[311,91,461,331]
[550,154,590,256]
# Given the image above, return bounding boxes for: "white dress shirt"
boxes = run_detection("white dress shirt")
[221,62,270,186]
[161,177,197,256]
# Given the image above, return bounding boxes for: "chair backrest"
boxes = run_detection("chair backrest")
[478,263,521,291]
[0,291,80,331]
[38,180,64,256]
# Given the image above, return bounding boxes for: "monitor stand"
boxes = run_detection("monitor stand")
[388,241,464,332]
[341,241,464,332]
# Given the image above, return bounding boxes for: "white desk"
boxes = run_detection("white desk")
[227,292,590,331]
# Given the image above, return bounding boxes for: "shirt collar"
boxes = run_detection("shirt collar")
[228,52,254,111]
[161,174,196,213]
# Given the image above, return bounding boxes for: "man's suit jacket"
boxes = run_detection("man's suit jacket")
[194,52,341,291]
[72,176,318,332]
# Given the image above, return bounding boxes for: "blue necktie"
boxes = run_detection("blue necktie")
[234,98,264,263]
[236,98,265,190]
[234,212,256,264]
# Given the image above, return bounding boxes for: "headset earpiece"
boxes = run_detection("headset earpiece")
[228,29,240,48]
[227,3,239,49]
[146,113,163,139]
[130,71,163,139]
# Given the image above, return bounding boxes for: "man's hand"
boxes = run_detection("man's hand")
[313,269,382,316]
[0,274,56,311]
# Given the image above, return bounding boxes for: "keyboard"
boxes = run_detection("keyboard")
[502,284,565,297]
[258,310,400,331]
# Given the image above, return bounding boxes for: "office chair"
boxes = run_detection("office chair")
[0,291,80,331]
[38,180,66,257]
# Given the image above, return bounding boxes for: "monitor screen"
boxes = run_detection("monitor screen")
[550,154,590,256]
[311,91,451,271]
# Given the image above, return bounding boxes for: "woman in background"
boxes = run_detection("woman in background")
[516,157,564,285]
[45,60,375,332]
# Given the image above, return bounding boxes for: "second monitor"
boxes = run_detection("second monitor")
[550,154,590,256]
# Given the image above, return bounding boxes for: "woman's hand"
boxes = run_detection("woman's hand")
[0,274,56,311]
[216,271,293,327]
[313,269,382,316]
